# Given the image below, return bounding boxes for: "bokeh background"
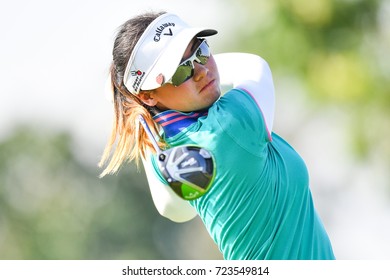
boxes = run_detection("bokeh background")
[1,0,389,259]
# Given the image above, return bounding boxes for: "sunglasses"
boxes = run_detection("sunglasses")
[169,39,210,87]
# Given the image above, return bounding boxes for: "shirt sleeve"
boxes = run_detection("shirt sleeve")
[141,151,197,223]
[214,53,275,134]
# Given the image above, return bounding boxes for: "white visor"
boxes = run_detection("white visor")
[123,13,217,94]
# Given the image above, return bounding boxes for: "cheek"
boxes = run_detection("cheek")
[155,87,193,109]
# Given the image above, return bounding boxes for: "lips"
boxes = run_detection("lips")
[200,79,215,93]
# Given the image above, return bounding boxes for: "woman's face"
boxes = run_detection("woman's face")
[141,38,221,112]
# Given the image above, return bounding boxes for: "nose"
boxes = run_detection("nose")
[192,62,208,82]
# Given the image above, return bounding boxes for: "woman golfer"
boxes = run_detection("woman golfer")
[99,11,335,260]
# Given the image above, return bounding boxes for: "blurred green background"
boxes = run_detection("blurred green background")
[0,0,389,259]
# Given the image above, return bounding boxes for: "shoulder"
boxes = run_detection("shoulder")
[208,89,270,143]
[213,52,275,134]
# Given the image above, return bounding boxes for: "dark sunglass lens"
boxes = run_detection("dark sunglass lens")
[196,41,210,65]
[172,64,193,86]
[170,40,210,86]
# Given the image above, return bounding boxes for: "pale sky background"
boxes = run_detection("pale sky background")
[1,0,389,260]
[0,0,228,162]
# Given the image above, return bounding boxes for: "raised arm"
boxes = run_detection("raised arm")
[214,53,275,133]
[141,151,197,223]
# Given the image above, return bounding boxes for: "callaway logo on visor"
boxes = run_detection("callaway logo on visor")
[154,22,175,41]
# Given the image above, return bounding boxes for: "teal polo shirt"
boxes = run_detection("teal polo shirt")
[151,88,335,260]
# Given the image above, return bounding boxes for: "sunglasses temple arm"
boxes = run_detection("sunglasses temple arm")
[138,115,162,154]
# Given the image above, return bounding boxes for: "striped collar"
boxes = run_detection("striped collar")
[153,110,208,138]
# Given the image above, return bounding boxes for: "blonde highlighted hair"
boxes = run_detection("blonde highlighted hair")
[98,11,166,177]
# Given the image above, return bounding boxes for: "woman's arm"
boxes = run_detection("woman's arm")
[141,151,197,223]
[214,53,275,133]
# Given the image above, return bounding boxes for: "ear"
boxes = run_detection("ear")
[138,91,158,106]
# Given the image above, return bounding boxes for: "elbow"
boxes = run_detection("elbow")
[155,202,197,223]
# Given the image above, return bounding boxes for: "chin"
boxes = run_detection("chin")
[203,93,221,110]
[211,88,222,102]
